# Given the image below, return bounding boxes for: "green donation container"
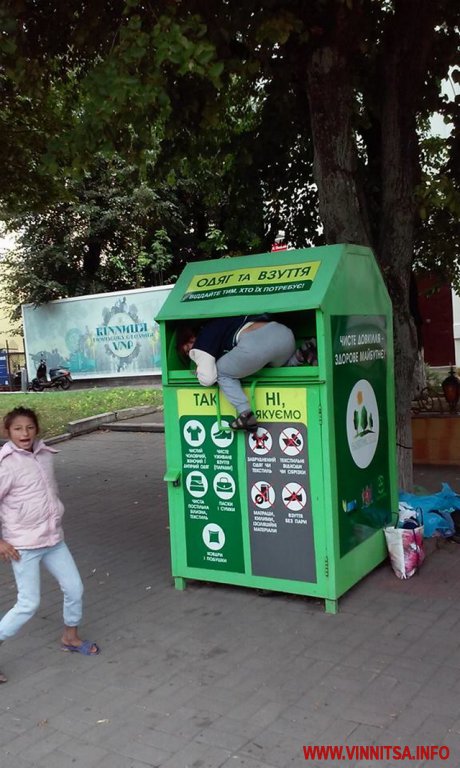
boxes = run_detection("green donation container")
[156,244,397,612]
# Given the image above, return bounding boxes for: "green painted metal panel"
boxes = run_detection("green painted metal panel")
[163,381,330,596]
[156,245,348,321]
[159,244,398,612]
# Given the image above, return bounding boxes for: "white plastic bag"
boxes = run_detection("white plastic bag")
[384,525,425,579]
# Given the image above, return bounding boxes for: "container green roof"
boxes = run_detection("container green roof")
[156,244,379,321]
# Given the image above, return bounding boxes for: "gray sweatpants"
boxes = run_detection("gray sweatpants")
[216,321,298,414]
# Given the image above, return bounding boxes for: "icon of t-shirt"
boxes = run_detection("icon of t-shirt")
[187,425,203,441]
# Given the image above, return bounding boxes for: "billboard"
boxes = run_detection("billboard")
[22,286,172,379]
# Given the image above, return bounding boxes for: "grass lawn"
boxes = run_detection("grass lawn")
[0,387,163,439]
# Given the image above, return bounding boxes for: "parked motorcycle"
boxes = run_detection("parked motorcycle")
[28,359,73,392]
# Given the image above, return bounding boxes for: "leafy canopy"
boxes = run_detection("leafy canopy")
[0,1,458,293]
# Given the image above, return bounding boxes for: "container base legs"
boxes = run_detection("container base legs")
[325,598,338,614]
[174,577,187,591]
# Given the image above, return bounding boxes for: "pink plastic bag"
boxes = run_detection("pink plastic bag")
[384,525,425,579]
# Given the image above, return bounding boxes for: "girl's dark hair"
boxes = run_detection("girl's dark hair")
[3,406,40,432]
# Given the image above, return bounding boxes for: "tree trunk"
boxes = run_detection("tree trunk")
[378,0,442,489]
[306,1,442,491]
[306,45,371,247]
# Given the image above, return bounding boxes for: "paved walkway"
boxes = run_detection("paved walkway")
[1,426,460,767]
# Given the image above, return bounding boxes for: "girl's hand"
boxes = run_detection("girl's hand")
[0,540,20,562]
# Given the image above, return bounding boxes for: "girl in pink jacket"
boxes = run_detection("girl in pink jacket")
[0,407,99,683]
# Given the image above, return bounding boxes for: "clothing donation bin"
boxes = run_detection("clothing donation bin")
[156,244,397,612]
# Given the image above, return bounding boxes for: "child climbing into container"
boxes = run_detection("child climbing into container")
[177,315,317,433]
[0,406,99,684]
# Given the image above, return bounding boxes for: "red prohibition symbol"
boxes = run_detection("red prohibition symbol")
[252,482,275,508]
[282,483,306,511]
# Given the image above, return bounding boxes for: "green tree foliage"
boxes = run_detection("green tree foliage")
[3,155,183,318]
[0,0,323,248]
[1,0,459,485]
[416,121,460,289]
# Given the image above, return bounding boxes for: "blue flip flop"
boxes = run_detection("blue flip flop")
[61,640,100,656]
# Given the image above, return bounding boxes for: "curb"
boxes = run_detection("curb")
[105,422,165,433]
[46,433,73,445]
[67,405,159,437]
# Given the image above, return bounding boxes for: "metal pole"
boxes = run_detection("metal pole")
[5,339,11,391]
[21,336,28,391]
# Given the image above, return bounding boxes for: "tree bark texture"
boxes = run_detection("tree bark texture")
[305,0,443,490]
[378,0,443,489]
[306,44,372,247]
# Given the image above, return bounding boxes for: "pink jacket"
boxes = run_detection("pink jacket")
[0,440,64,549]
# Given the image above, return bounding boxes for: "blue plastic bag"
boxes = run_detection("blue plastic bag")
[398,483,457,538]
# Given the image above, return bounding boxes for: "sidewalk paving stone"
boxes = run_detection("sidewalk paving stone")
[0,427,459,767]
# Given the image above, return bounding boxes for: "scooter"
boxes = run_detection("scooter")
[28,359,73,392]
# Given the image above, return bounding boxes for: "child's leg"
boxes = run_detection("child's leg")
[42,541,84,632]
[42,541,98,654]
[0,550,42,640]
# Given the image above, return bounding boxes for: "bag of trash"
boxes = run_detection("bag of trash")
[385,506,425,579]
[423,509,456,538]
[399,483,457,538]
[397,501,420,529]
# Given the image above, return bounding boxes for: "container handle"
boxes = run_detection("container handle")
[215,390,231,433]
[215,389,223,431]
[164,469,181,487]
[250,379,259,415]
